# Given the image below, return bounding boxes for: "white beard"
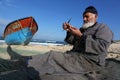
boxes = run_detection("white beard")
[82,21,95,29]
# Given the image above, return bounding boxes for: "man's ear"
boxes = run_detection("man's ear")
[95,14,98,19]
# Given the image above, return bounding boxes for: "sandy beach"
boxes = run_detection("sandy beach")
[0,43,73,59]
[0,42,120,65]
[0,41,120,60]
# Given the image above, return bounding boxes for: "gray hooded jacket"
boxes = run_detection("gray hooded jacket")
[65,22,113,66]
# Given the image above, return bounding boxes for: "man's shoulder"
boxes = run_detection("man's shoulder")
[96,22,113,35]
[96,22,110,30]
[96,22,108,27]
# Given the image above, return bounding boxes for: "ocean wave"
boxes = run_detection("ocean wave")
[29,42,64,46]
[0,40,65,46]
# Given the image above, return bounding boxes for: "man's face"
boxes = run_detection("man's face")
[82,12,97,29]
[83,12,97,23]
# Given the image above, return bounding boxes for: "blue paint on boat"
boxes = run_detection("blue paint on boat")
[5,27,33,45]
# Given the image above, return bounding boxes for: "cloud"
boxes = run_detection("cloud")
[0,0,16,7]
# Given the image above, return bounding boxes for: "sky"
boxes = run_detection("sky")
[0,0,120,41]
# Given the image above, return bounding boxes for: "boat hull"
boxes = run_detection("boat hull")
[4,16,38,45]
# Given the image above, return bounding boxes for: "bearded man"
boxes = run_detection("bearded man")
[28,6,113,80]
[62,6,113,79]
[63,6,113,67]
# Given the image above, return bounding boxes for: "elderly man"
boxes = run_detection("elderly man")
[28,6,113,80]
[62,6,113,79]
[63,6,113,67]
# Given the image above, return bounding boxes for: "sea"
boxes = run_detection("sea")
[0,39,67,46]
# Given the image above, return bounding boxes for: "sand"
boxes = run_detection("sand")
[0,44,73,59]
[0,41,120,60]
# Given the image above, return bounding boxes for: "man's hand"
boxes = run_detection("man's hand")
[63,22,70,31]
[63,22,83,37]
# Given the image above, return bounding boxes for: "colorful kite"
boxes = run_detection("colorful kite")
[4,16,38,45]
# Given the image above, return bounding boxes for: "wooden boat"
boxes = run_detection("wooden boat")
[4,16,38,45]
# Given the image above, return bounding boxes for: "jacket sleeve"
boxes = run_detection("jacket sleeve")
[85,24,113,54]
[64,31,75,45]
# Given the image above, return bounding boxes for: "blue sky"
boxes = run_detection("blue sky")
[0,0,120,41]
